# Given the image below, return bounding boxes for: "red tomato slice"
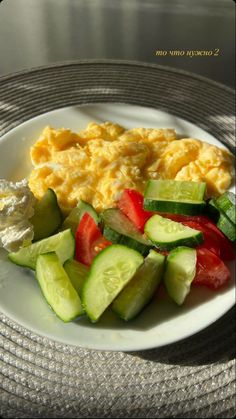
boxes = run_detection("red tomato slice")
[159,213,211,224]
[193,248,231,290]
[118,189,153,231]
[202,218,235,261]
[179,219,220,257]
[75,213,109,266]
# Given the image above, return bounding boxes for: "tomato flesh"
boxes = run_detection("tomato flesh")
[203,218,235,261]
[90,236,112,260]
[193,248,231,289]
[178,219,220,257]
[118,189,153,231]
[75,213,111,265]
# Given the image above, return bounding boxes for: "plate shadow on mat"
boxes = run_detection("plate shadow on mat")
[128,305,236,367]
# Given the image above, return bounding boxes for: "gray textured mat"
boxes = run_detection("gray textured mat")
[0,60,235,418]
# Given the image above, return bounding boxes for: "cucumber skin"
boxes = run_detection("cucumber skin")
[103,225,151,256]
[81,244,144,322]
[153,232,204,251]
[216,192,236,224]
[205,199,220,222]
[101,208,152,256]
[144,215,204,251]
[149,233,203,251]
[64,259,89,295]
[112,251,165,321]
[62,200,99,235]
[164,246,197,305]
[207,199,236,242]
[144,198,206,215]
[36,252,84,322]
[77,200,99,225]
[31,188,63,241]
[217,214,236,242]
[8,229,75,270]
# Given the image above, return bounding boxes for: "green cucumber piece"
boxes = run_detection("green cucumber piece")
[163,246,197,305]
[216,192,236,225]
[217,215,236,242]
[30,189,63,241]
[112,250,165,321]
[101,208,152,256]
[64,259,89,295]
[205,198,220,222]
[208,199,236,242]
[36,252,83,321]
[144,179,206,214]
[61,200,99,235]
[144,214,203,250]
[8,229,74,269]
[81,244,144,322]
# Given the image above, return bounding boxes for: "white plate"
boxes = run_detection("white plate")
[0,103,235,351]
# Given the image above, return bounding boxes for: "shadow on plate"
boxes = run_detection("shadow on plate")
[74,275,235,366]
[75,280,232,332]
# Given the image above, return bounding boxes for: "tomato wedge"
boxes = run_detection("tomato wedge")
[179,220,220,257]
[193,247,231,290]
[202,218,235,261]
[118,189,153,231]
[75,213,111,265]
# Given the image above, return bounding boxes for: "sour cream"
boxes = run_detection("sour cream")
[0,179,36,252]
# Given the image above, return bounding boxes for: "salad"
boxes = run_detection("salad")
[5,178,236,323]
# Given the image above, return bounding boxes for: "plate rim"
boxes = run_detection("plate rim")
[0,275,234,352]
[0,102,235,352]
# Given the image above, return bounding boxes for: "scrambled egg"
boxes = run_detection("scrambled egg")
[28,122,235,213]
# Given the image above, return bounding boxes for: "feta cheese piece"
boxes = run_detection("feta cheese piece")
[0,179,36,252]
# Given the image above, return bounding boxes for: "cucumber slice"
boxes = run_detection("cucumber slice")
[36,252,83,321]
[81,244,144,322]
[112,250,165,321]
[163,246,197,305]
[30,189,63,241]
[144,214,203,250]
[64,259,89,295]
[217,215,236,242]
[208,199,236,242]
[101,208,152,256]
[144,179,206,215]
[8,229,74,269]
[205,198,220,222]
[61,200,99,235]
[216,192,236,225]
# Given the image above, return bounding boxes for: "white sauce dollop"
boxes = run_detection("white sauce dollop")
[0,179,36,252]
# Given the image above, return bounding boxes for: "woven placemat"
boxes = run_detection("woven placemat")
[0,60,235,418]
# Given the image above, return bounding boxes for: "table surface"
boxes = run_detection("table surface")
[0,0,235,88]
